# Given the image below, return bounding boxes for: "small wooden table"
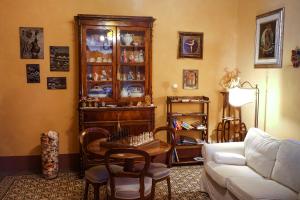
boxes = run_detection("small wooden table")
[88,139,171,158]
[87,139,171,170]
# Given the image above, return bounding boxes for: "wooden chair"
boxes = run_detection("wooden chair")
[133,126,176,200]
[105,148,152,200]
[80,127,110,170]
[80,127,123,200]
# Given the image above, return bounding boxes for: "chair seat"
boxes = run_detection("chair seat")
[85,164,123,183]
[134,162,170,180]
[107,177,152,199]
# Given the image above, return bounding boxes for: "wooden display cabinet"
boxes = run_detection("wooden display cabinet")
[167,96,209,165]
[75,15,155,174]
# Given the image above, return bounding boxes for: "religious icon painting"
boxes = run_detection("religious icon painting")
[20,27,44,59]
[178,32,203,59]
[183,69,198,89]
[254,8,284,68]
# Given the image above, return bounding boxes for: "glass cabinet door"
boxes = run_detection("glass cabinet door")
[117,27,149,100]
[83,26,115,100]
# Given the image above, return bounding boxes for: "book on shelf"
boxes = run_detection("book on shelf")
[193,156,204,162]
[172,112,183,116]
[172,118,193,130]
[190,120,207,130]
[190,120,201,128]
[177,136,206,145]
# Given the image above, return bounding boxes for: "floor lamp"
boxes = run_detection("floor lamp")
[229,81,259,128]
[216,81,259,142]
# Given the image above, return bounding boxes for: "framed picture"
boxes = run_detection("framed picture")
[254,8,284,68]
[20,27,44,59]
[183,69,198,89]
[47,77,66,89]
[26,64,40,83]
[178,32,203,59]
[50,46,69,71]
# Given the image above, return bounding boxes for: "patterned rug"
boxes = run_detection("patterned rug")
[0,166,210,200]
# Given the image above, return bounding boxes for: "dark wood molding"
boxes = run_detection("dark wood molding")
[0,153,80,176]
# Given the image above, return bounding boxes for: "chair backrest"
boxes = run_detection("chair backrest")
[105,148,150,199]
[80,127,110,157]
[153,126,176,167]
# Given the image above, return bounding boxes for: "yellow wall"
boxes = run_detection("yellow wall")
[0,0,239,156]
[1,0,299,157]
[236,0,300,140]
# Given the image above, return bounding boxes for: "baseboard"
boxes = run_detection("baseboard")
[0,153,80,176]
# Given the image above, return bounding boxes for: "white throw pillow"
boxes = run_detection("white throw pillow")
[244,128,281,178]
[214,152,246,165]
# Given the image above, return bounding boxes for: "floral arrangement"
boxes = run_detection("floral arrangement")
[219,68,241,90]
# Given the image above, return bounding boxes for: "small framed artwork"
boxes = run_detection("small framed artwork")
[47,77,66,89]
[254,8,284,68]
[291,48,300,68]
[26,64,40,83]
[20,27,44,59]
[183,69,198,89]
[50,46,69,71]
[178,32,203,59]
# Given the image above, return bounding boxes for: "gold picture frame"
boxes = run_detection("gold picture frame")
[183,69,198,89]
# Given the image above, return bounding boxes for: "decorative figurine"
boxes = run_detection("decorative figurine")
[128,70,135,80]
[144,95,151,106]
[121,88,128,97]
[134,51,139,63]
[93,72,99,81]
[122,73,127,80]
[96,57,102,63]
[121,49,128,63]
[80,97,87,107]
[138,50,144,63]
[136,71,141,80]
[101,69,108,81]
[129,52,135,63]
[87,73,93,81]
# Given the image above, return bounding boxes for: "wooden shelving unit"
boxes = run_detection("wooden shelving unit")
[167,96,209,165]
[75,15,156,175]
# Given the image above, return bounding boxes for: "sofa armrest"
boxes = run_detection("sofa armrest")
[202,142,245,163]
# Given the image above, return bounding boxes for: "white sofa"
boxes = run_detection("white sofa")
[201,128,300,200]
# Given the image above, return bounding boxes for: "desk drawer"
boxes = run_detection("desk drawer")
[82,108,154,122]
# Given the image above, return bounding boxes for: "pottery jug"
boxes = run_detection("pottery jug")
[122,33,133,46]
[121,88,128,97]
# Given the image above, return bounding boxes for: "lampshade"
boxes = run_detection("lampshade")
[229,87,256,107]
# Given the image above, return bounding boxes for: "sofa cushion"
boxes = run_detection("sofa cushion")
[214,152,246,165]
[271,139,300,193]
[244,128,281,178]
[205,161,263,188]
[227,177,298,200]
